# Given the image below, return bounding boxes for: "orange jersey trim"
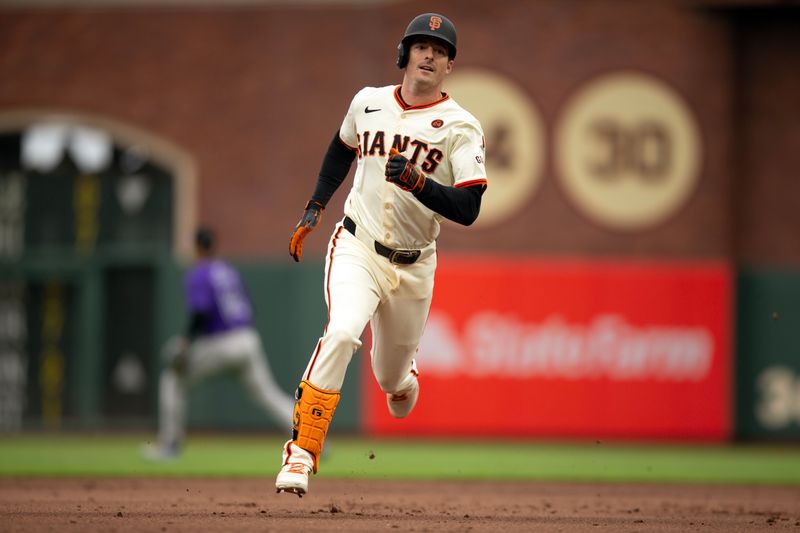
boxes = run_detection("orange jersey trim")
[455,178,488,189]
[393,85,450,111]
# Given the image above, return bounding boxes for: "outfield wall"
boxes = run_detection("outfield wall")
[735,270,800,440]
[363,256,733,440]
[5,257,800,441]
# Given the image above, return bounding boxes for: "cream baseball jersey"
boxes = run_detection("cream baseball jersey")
[338,85,487,250]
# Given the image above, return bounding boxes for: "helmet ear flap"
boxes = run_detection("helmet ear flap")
[396,41,407,69]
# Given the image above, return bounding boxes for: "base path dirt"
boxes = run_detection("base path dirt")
[2,478,799,532]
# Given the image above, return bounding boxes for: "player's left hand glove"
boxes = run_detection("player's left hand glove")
[289,200,324,262]
[385,149,426,194]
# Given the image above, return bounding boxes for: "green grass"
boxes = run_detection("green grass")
[0,434,799,485]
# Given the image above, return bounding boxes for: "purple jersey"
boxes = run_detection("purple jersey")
[184,259,253,335]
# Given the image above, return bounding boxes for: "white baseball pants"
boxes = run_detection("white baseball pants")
[301,222,435,395]
[158,327,295,446]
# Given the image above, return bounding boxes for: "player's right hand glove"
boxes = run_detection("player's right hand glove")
[289,200,324,262]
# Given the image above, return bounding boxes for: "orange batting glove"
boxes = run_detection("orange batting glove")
[289,200,324,262]
[385,148,426,194]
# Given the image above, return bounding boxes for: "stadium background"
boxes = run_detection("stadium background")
[0,0,798,444]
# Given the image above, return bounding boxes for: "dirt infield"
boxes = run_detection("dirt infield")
[2,478,799,532]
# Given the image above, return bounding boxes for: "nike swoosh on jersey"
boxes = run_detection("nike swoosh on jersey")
[365,106,381,113]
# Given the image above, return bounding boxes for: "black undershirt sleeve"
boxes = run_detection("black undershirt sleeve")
[185,311,208,341]
[310,130,357,207]
[413,179,485,226]
[309,128,482,225]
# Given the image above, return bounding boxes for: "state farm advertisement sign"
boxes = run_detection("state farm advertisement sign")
[362,256,732,440]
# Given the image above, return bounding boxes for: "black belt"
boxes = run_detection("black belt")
[343,216,421,265]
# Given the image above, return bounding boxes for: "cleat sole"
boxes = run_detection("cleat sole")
[276,487,305,498]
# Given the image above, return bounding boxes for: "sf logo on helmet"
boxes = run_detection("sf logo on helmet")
[429,16,442,30]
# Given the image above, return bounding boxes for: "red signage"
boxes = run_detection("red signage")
[361,256,732,441]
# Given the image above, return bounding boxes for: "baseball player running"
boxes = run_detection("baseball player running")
[275,12,487,496]
[143,227,295,460]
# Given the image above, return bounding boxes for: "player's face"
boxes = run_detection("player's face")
[406,37,453,89]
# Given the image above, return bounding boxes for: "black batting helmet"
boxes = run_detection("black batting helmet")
[396,13,457,69]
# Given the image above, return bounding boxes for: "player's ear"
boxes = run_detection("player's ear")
[445,59,454,74]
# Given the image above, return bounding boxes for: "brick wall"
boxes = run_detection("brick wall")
[0,0,796,264]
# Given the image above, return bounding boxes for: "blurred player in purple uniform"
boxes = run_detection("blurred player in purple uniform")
[143,227,294,460]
